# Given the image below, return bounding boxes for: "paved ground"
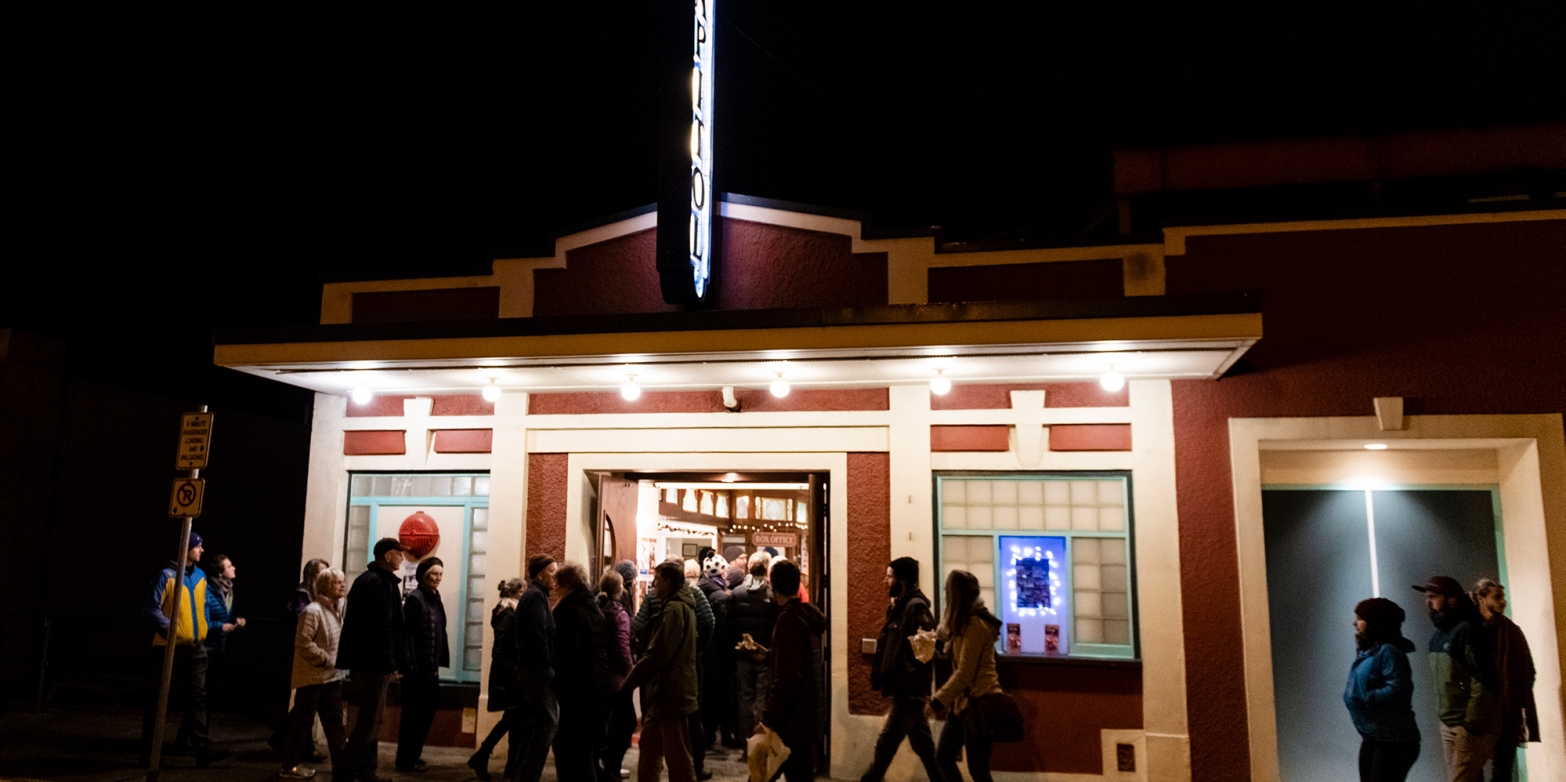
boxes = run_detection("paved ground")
[0,707,755,782]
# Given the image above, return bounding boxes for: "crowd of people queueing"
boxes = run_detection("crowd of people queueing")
[1343,576,1539,782]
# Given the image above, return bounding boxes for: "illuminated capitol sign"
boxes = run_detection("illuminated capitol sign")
[688,0,715,299]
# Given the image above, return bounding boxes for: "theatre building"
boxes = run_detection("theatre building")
[216,126,1564,782]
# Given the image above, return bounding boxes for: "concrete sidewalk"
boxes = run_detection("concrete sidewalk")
[0,707,754,782]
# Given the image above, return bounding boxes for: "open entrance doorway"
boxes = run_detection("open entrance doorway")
[587,469,832,773]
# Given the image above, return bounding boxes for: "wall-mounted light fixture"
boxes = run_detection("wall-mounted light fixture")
[482,379,502,402]
[1100,368,1126,393]
[351,387,373,405]
[621,375,642,401]
[930,369,952,396]
[770,373,790,398]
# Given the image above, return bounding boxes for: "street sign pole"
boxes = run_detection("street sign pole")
[147,405,208,782]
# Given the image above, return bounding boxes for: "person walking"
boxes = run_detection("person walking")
[201,552,245,733]
[1413,575,1500,782]
[631,559,714,780]
[696,553,736,751]
[729,552,779,744]
[273,557,333,759]
[508,555,560,782]
[140,530,228,767]
[1473,578,1540,782]
[336,538,412,782]
[1344,597,1420,782]
[280,567,350,779]
[624,561,701,782]
[760,559,825,782]
[469,578,526,781]
[929,569,1003,782]
[598,570,635,782]
[859,558,943,782]
[552,562,613,782]
[397,557,449,773]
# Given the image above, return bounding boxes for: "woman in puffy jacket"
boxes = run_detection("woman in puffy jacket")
[280,568,348,779]
[927,570,1003,782]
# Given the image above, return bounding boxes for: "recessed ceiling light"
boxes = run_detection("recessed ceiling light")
[1100,370,1125,393]
[1364,443,1389,450]
[482,379,501,402]
[930,369,952,395]
[621,376,641,401]
[351,387,373,405]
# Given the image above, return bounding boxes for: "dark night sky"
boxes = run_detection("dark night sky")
[8,1,1564,410]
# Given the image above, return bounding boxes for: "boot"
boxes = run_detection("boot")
[467,751,492,782]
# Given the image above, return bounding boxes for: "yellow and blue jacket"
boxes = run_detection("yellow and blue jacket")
[146,563,211,647]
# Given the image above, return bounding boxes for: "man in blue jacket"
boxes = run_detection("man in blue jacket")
[140,531,229,767]
[336,538,411,782]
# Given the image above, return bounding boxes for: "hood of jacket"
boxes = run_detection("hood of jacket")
[781,598,826,635]
[667,583,701,614]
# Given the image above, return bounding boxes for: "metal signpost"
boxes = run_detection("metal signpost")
[147,406,212,782]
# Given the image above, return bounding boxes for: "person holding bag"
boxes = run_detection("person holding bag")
[927,570,1003,782]
[859,558,943,782]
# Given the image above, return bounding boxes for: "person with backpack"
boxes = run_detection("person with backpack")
[928,569,1003,782]
[624,561,702,782]
[597,571,635,782]
[859,558,942,782]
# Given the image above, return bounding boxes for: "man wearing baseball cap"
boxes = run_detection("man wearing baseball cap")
[337,538,412,782]
[1413,575,1500,781]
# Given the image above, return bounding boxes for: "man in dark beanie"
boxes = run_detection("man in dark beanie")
[859,557,942,782]
[1344,597,1419,782]
[1414,575,1499,782]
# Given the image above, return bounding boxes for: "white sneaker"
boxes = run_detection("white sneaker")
[280,765,317,779]
[620,769,630,779]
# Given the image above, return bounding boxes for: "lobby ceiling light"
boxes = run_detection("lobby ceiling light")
[930,369,952,395]
[621,375,642,401]
[482,379,501,402]
[1364,443,1389,450]
[1100,368,1126,393]
[351,387,373,405]
[770,373,791,398]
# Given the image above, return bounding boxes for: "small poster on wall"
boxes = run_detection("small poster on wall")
[1006,623,1022,654]
[1045,624,1060,655]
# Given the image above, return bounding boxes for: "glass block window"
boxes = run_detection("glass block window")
[346,472,490,682]
[937,473,1135,660]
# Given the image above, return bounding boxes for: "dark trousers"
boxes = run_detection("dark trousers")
[860,697,942,782]
[284,681,347,768]
[554,697,607,782]
[1491,740,1518,782]
[702,653,736,745]
[689,710,706,773]
[780,737,815,782]
[935,710,992,782]
[506,674,559,782]
[141,645,209,757]
[340,670,394,781]
[396,675,441,768]
[1357,737,1419,782]
[600,690,637,782]
[476,712,518,777]
[736,655,771,742]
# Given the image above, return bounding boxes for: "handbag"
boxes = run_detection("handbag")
[970,691,1025,743]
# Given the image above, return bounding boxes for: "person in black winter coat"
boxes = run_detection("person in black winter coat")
[729,552,780,741]
[397,557,450,773]
[510,555,559,782]
[551,563,613,782]
[859,558,942,782]
[469,578,526,781]
[336,538,412,782]
[760,560,826,782]
[696,554,737,750]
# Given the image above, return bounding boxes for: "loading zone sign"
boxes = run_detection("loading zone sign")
[175,412,214,470]
[169,478,206,519]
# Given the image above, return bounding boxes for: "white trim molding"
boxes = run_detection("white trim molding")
[1230,413,1566,782]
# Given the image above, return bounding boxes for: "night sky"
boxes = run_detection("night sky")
[8,1,1564,405]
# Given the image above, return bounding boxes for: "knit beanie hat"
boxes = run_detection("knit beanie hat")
[1355,597,1406,637]
[724,545,745,562]
[614,559,638,588]
[889,556,920,585]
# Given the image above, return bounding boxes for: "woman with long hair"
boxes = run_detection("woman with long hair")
[597,570,636,782]
[287,558,332,616]
[927,570,1003,782]
[468,578,526,781]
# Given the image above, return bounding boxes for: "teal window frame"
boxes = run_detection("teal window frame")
[346,472,490,683]
[934,471,1139,661]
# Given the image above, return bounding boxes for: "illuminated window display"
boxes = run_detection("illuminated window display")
[345,472,491,681]
[937,473,1135,659]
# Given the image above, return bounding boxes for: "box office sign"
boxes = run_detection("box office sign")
[752,531,797,548]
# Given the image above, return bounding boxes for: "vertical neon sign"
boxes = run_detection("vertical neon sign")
[688,0,715,299]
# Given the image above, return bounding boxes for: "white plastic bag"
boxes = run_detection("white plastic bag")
[909,628,937,664]
[747,725,791,782]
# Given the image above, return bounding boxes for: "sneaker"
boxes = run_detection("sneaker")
[281,765,318,779]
